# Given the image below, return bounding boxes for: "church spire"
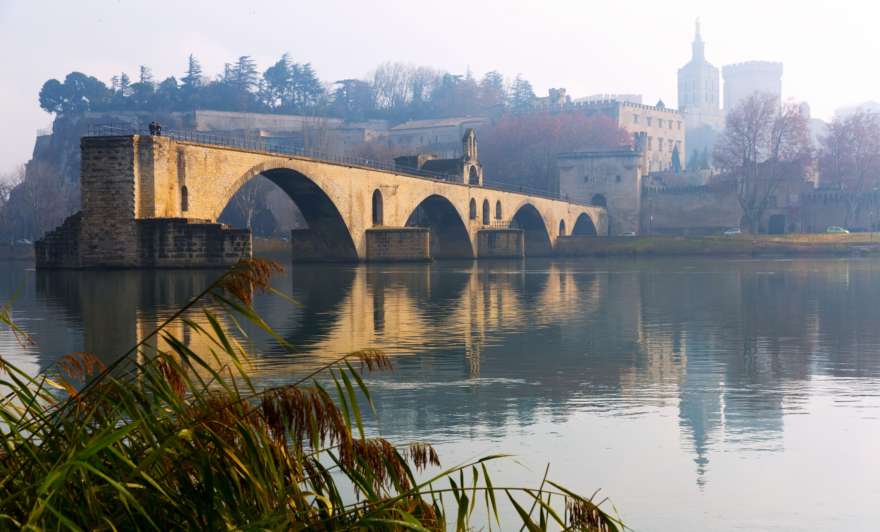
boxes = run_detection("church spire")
[692,17,705,61]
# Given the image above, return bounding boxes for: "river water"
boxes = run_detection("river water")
[2,257,880,530]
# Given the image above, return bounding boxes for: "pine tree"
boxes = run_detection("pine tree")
[181,54,203,89]
[138,65,154,86]
[509,75,535,110]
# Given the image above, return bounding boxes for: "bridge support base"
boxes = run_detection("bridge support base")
[366,227,431,262]
[476,229,524,259]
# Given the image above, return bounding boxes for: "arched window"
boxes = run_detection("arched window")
[482,199,490,225]
[559,219,566,236]
[372,189,383,226]
[495,201,502,220]
[591,193,607,208]
[468,166,480,185]
[181,186,189,212]
[469,198,477,220]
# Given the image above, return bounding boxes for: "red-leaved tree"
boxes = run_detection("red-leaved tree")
[478,112,632,193]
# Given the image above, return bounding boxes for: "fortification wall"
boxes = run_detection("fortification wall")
[642,185,742,235]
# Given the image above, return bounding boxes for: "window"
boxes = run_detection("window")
[482,199,490,225]
[583,175,590,183]
[658,138,664,151]
[559,219,566,236]
[669,121,673,130]
[677,121,682,130]
[469,198,477,220]
[495,200,502,220]
[371,189,383,226]
[632,114,640,124]
[647,137,653,151]
[646,117,652,127]
[180,186,189,212]
[668,139,674,152]
[615,175,621,183]
[658,119,663,128]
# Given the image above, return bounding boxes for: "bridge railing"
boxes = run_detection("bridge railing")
[84,124,595,206]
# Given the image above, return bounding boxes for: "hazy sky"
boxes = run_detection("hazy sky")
[1,0,879,172]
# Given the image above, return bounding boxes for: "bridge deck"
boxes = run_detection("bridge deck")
[86,125,592,208]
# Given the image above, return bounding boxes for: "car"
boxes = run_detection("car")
[826,226,850,234]
[723,228,742,236]
[621,231,637,237]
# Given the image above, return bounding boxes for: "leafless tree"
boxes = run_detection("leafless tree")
[714,93,812,233]
[819,110,880,227]
[229,177,274,230]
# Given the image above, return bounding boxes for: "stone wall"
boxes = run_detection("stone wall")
[365,228,430,262]
[138,218,250,268]
[35,212,82,268]
[641,185,742,235]
[79,136,140,267]
[476,229,524,258]
[557,150,641,235]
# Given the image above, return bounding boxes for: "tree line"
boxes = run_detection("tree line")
[38,54,540,122]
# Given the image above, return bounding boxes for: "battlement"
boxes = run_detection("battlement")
[723,61,784,76]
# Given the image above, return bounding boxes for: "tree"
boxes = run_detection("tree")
[138,65,154,85]
[714,93,812,233]
[181,55,203,90]
[261,54,292,111]
[331,79,373,120]
[479,71,506,111]
[38,72,110,115]
[671,145,682,174]
[819,110,880,227]
[508,75,535,111]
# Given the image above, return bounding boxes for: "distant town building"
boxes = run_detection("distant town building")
[576,99,686,174]
[576,94,643,105]
[722,61,783,112]
[394,128,484,185]
[387,117,489,158]
[557,139,645,235]
[677,19,723,131]
[531,88,572,111]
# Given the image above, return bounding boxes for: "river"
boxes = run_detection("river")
[2,257,880,531]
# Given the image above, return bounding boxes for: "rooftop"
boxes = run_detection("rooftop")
[390,116,488,131]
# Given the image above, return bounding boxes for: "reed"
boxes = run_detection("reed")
[0,259,623,531]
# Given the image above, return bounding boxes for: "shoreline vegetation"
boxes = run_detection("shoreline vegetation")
[0,259,622,530]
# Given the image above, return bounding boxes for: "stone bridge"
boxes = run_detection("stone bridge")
[36,132,606,268]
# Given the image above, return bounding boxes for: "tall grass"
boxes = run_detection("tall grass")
[0,259,623,530]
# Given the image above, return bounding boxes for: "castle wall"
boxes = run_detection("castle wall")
[641,185,742,235]
[558,151,641,235]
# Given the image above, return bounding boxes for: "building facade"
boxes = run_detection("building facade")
[677,19,723,132]
[387,117,489,158]
[577,99,686,174]
[722,61,783,112]
[557,146,644,235]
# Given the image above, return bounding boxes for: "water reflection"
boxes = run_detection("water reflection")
[4,258,880,528]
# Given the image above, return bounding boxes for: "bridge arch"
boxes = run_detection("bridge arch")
[218,162,358,261]
[405,194,474,259]
[511,202,552,256]
[572,212,598,236]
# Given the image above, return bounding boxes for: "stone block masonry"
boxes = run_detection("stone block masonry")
[138,218,250,268]
[476,229,524,258]
[365,228,430,262]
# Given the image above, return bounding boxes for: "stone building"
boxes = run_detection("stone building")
[394,128,484,185]
[557,140,644,235]
[677,19,723,132]
[576,99,685,174]
[722,61,783,112]
[387,117,489,158]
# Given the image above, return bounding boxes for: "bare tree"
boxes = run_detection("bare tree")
[819,110,880,227]
[714,93,812,233]
[229,178,273,231]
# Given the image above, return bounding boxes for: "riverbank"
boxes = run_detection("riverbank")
[557,233,880,257]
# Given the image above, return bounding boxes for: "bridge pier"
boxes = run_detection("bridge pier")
[476,229,525,259]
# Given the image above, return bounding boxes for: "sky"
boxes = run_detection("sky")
[1,0,879,172]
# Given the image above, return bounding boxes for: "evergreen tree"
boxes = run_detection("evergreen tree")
[181,54,203,89]
[509,75,535,110]
[671,145,682,174]
[138,65,154,86]
[479,70,506,110]
[261,54,292,110]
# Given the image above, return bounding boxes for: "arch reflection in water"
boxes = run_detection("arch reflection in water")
[28,258,880,496]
